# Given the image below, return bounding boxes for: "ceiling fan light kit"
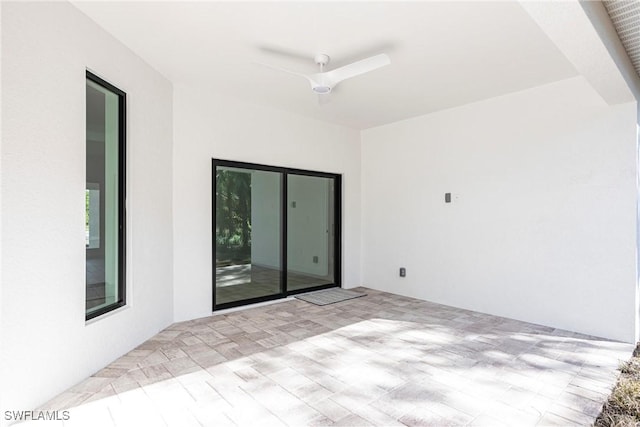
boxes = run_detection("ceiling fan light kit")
[313,85,332,94]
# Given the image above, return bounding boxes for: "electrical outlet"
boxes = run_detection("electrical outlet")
[313,256,318,263]
[399,267,406,277]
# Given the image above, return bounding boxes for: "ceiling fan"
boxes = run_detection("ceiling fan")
[260,53,390,103]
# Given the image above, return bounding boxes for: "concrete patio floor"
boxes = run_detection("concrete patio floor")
[36,287,633,426]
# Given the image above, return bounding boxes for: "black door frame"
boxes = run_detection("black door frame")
[212,158,342,311]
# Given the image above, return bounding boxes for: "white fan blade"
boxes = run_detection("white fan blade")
[325,54,390,86]
[256,62,318,87]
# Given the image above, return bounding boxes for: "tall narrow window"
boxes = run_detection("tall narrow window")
[86,71,126,320]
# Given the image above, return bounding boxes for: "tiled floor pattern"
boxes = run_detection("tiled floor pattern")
[37,288,632,426]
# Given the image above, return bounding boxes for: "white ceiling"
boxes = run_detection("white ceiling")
[73,1,578,130]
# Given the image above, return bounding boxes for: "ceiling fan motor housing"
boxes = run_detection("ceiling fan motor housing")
[311,59,332,93]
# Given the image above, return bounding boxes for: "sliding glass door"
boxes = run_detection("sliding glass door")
[213,160,341,310]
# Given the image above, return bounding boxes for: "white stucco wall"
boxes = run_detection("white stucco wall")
[1,1,174,415]
[361,76,638,343]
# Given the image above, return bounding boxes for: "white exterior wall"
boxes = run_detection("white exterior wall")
[361,76,638,343]
[173,85,361,321]
[1,1,174,414]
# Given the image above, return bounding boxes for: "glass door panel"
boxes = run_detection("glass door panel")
[215,166,282,306]
[287,174,336,291]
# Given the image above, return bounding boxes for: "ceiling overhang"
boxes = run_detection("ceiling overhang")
[72,1,634,129]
